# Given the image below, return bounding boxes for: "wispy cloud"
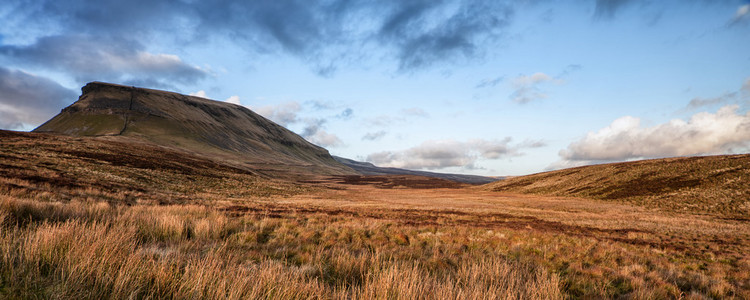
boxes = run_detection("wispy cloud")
[362,131,387,141]
[401,107,429,118]
[681,78,750,111]
[685,93,737,110]
[475,76,504,89]
[508,72,562,104]
[730,4,750,25]
[337,108,354,120]
[366,138,544,170]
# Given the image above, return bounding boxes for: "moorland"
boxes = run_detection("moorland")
[1,83,748,299]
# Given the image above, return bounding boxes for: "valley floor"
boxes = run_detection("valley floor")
[1,177,748,299]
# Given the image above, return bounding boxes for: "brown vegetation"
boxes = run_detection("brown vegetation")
[1,131,749,299]
[484,155,750,219]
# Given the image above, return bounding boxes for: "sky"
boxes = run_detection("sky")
[1,0,749,176]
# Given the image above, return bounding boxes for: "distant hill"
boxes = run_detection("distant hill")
[34,82,355,177]
[333,156,500,185]
[484,155,750,218]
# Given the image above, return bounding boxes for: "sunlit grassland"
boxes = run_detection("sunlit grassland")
[0,197,561,299]
[2,188,749,299]
[1,131,749,299]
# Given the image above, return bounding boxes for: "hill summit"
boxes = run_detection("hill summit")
[34,82,355,177]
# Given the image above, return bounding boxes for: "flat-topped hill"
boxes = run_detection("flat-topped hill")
[34,82,355,177]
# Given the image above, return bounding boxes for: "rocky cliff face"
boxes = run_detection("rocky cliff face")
[35,82,355,176]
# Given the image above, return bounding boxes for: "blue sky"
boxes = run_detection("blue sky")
[1,0,749,175]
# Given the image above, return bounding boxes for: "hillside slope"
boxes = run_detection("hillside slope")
[484,155,750,218]
[0,130,307,204]
[34,82,355,177]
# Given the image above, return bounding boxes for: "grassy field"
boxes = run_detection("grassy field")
[1,131,749,299]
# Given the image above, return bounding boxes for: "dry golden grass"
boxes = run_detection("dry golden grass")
[1,131,749,299]
[0,197,562,299]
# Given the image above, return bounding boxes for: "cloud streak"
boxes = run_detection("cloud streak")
[682,77,750,111]
[685,93,737,110]
[362,131,387,141]
[366,138,544,170]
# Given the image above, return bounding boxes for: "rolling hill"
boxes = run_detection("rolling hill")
[34,82,355,177]
[484,154,750,218]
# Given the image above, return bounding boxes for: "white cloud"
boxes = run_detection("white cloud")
[558,105,750,166]
[253,102,301,126]
[190,90,208,98]
[367,140,477,170]
[252,101,344,147]
[189,91,240,105]
[509,72,561,104]
[299,118,344,147]
[736,4,749,19]
[366,138,543,170]
[224,95,241,105]
[731,4,750,24]
[305,129,343,147]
